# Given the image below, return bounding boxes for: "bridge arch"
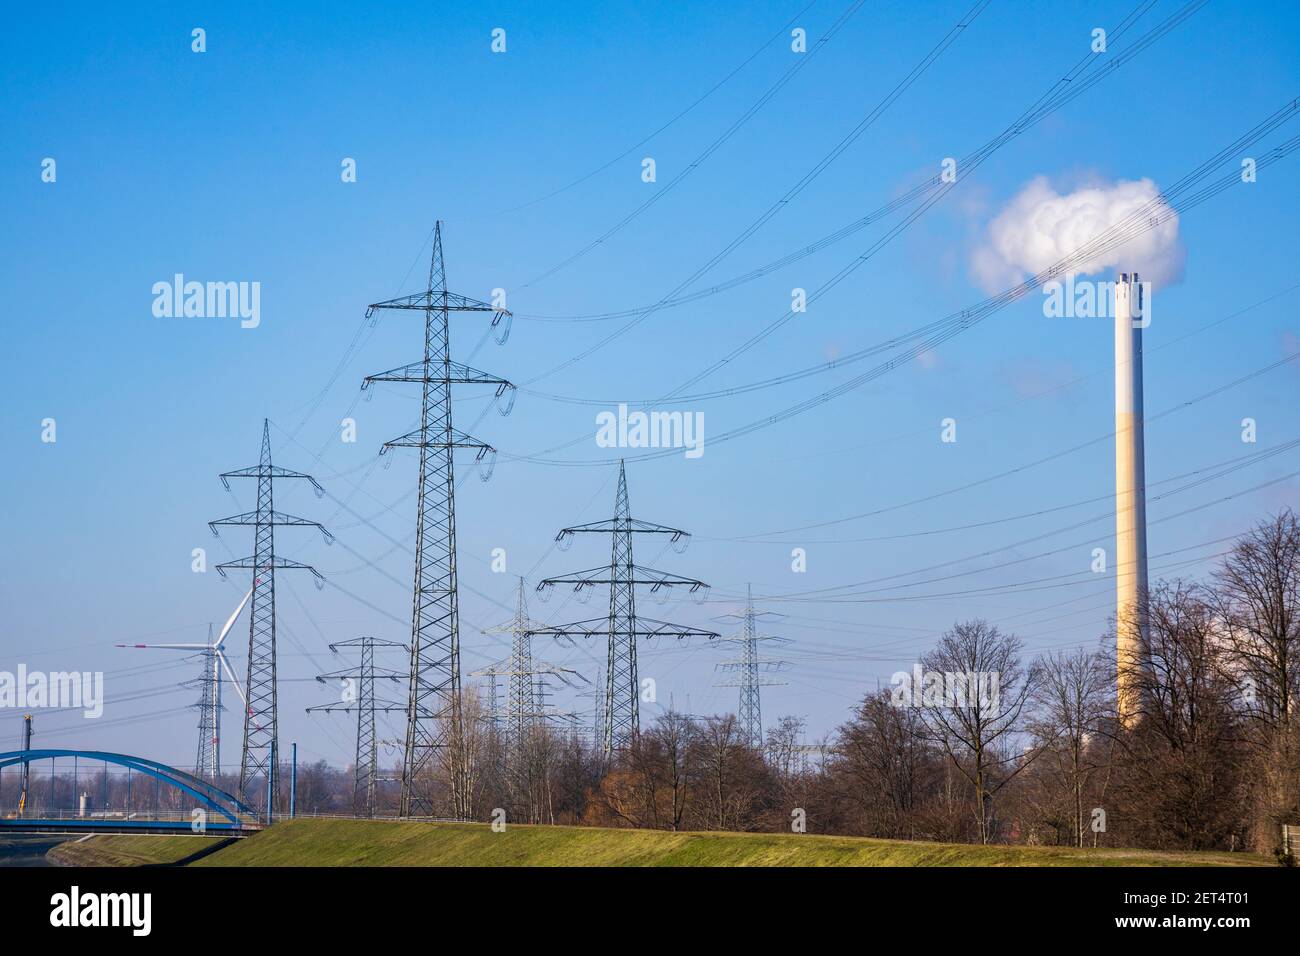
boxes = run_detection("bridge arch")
[0,749,254,825]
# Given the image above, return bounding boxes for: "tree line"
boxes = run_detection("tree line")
[11,510,1296,859]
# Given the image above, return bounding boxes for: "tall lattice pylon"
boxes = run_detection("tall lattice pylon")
[534,461,719,756]
[714,584,790,749]
[308,637,407,816]
[362,221,515,818]
[210,420,332,812]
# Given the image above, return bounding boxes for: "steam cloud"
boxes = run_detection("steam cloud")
[970,177,1184,294]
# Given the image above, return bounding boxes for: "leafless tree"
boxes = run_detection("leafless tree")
[694,714,765,830]
[1028,648,1111,846]
[1117,580,1245,849]
[835,690,930,839]
[917,620,1041,844]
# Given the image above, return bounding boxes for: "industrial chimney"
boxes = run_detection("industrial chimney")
[1114,273,1149,727]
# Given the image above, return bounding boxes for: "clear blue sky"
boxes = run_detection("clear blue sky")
[1,0,1297,770]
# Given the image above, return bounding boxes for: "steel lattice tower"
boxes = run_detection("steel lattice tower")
[478,578,585,766]
[506,579,536,757]
[191,631,220,780]
[362,221,515,818]
[714,584,790,749]
[210,420,332,811]
[534,461,719,756]
[308,637,406,816]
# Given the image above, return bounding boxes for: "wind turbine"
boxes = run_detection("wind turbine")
[117,588,252,780]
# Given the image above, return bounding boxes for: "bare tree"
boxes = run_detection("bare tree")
[1028,648,1111,846]
[1215,509,1300,726]
[694,714,765,830]
[836,691,930,839]
[1118,580,1245,849]
[1213,509,1300,849]
[917,620,1040,844]
[652,710,697,831]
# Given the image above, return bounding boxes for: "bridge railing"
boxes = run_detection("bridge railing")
[1,809,256,824]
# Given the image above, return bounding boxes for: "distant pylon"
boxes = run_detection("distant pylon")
[533,461,719,756]
[714,584,790,749]
[477,578,588,768]
[307,637,406,816]
[362,221,516,818]
[193,631,220,779]
[506,579,537,759]
[209,420,332,811]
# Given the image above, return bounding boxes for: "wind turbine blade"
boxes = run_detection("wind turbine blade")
[214,588,254,651]
[115,643,207,650]
[216,651,249,708]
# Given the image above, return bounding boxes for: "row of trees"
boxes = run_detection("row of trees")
[447,508,1299,855]
[11,512,1295,857]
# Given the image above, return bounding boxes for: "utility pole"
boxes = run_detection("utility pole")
[210,419,331,811]
[308,636,407,817]
[362,221,515,819]
[18,714,32,817]
[714,584,790,749]
[533,461,718,756]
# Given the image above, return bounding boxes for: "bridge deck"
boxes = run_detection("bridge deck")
[0,818,258,835]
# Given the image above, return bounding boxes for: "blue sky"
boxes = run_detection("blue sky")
[1,0,1297,771]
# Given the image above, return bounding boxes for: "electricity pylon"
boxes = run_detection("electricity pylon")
[713,584,790,749]
[533,461,719,756]
[478,578,587,764]
[307,637,407,816]
[487,579,585,757]
[210,419,332,812]
[192,636,219,779]
[362,221,515,818]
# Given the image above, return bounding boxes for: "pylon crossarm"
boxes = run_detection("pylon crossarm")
[538,566,707,591]
[327,637,407,653]
[716,677,788,687]
[209,510,333,539]
[366,290,507,313]
[307,702,407,714]
[362,359,514,389]
[215,555,325,586]
[219,465,326,497]
[380,427,496,454]
[314,668,405,682]
[635,565,710,590]
[530,617,720,641]
[718,659,789,671]
[555,518,688,537]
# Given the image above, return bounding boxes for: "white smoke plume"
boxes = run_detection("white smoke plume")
[970,176,1184,294]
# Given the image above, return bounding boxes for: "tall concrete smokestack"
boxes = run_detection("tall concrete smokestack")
[1114,272,1149,727]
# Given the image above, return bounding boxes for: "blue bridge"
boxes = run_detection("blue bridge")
[0,749,261,834]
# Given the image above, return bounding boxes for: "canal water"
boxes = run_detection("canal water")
[0,835,74,867]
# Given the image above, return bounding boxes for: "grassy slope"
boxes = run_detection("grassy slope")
[168,819,1270,867]
[47,833,227,867]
